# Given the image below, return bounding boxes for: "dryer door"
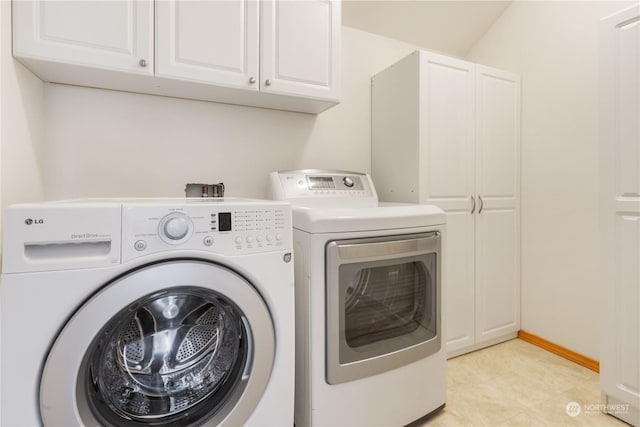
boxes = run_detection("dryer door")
[39,260,274,427]
[325,232,441,384]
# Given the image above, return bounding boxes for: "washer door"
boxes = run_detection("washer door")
[40,260,275,427]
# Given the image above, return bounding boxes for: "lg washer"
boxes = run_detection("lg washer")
[1,198,294,427]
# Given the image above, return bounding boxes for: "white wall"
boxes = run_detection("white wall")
[467,1,636,360]
[1,0,46,231]
[39,27,416,200]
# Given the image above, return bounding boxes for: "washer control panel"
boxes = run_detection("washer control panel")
[122,200,291,261]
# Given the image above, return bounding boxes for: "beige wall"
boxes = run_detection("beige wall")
[467,1,635,359]
[38,27,416,200]
[1,1,46,239]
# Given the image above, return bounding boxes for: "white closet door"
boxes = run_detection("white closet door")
[474,65,521,343]
[155,0,259,89]
[13,0,153,75]
[416,53,476,353]
[600,4,640,418]
[260,0,340,100]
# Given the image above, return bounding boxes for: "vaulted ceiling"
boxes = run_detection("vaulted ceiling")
[342,1,512,58]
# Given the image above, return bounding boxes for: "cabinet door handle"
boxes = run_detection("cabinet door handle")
[478,196,484,214]
[265,79,272,86]
[249,77,256,84]
[139,59,148,67]
[470,196,476,214]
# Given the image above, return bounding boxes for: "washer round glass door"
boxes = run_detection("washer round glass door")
[39,260,275,427]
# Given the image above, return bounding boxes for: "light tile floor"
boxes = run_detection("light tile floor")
[422,338,627,426]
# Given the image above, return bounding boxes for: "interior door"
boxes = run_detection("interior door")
[39,261,274,427]
[600,5,640,422]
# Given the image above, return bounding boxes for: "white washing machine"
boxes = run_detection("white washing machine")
[269,170,446,426]
[1,198,294,427]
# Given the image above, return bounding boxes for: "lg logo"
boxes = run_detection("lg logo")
[24,218,44,225]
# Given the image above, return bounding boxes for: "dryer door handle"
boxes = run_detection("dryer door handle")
[334,232,440,262]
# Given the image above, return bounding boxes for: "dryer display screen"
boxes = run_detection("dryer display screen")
[219,212,232,231]
[308,176,335,189]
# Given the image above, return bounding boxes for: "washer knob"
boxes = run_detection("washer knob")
[164,217,189,240]
[159,213,193,244]
[343,176,355,187]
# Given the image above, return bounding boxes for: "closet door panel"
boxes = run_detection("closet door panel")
[475,208,519,342]
[444,211,476,353]
[475,65,521,344]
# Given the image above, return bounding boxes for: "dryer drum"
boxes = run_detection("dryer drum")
[83,288,247,425]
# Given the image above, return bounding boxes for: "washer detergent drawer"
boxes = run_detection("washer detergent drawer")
[325,232,442,385]
[2,204,122,273]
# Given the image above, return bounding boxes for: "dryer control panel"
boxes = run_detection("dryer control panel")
[268,170,378,208]
[121,199,291,261]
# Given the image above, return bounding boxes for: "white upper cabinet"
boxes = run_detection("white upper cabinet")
[13,0,153,75]
[261,0,340,100]
[155,0,259,90]
[12,0,341,113]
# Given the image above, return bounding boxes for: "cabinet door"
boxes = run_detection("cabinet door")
[600,4,640,418]
[474,65,521,343]
[13,0,153,75]
[416,53,476,354]
[261,0,340,101]
[155,0,259,90]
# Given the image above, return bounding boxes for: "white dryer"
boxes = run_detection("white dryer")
[269,170,446,426]
[1,198,294,427]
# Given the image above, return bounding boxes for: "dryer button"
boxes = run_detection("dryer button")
[134,240,147,251]
[203,236,214,246]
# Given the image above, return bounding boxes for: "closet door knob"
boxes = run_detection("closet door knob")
[249,77,256,84]
[265,79,272,86]
[139,59,148,67]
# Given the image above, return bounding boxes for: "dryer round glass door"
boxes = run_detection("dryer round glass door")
[39,260,275,427]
